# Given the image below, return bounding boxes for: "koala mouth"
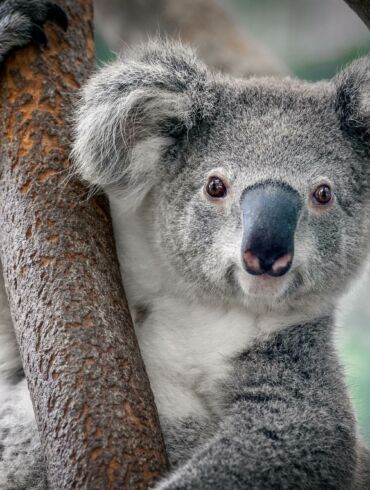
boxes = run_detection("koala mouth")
[234,263,295,300]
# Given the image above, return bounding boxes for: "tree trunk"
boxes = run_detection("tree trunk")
[0,1,167,489]
[343,0,370,29]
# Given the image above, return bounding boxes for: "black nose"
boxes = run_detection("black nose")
[241,182,301,277]
[243,249,293,277]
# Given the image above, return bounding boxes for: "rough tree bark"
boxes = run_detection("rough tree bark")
[343,0,370,29]
[0,1,167,489]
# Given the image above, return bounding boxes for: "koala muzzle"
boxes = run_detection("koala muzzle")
[241,183,301,277]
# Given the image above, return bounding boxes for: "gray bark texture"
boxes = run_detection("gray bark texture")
[0,1,168,489]
[344,0,370,29]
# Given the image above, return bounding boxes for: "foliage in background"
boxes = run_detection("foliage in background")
[337,281,370,443]
[294,42,370,80]
[95,32,115,65]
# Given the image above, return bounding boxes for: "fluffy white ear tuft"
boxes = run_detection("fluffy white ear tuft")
[72,40,217,206]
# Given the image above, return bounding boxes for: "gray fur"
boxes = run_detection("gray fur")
[0,0,67,64]
[157,319,358,489]
[73,42,370,489]
[0,4,370,488]
[0,266,45,490]
[162,417,219,469]
[0,379,46,490]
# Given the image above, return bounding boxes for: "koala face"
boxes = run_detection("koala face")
[74,43,370,312]
[152,80,370,310]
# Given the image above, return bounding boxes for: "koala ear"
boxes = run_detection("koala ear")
[72,41,217,203]
[334,57,370,156]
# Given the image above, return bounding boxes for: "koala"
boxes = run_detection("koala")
[73,43,370,489]
[1,1,370,489]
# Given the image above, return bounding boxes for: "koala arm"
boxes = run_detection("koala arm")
[0,0,67,64]
[155,319,358,490]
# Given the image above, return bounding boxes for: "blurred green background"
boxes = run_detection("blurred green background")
[95,0,370,442]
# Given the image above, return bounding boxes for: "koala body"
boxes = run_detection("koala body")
[72,41,370,487]
[0,1,370,488]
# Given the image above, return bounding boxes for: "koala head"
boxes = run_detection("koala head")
[73,42,370,313]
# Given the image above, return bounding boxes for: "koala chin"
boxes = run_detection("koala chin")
[71,40,370,487]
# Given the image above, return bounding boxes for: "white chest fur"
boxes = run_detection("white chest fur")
[135,296,258,421]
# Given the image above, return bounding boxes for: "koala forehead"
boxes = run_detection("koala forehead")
[181,78,357,194]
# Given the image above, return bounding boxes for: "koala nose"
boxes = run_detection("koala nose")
[243,249,293,277]
[241,182,301,278]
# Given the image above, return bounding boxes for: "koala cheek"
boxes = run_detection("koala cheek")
[222,226,244,264]
[206,227,241,280]
[293,232,315,271]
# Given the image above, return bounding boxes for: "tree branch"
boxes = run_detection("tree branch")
[0,1,167,488]
[343,0,370,29]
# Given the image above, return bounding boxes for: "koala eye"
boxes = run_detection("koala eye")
[206,176,227,199]
[313,184,332,205]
